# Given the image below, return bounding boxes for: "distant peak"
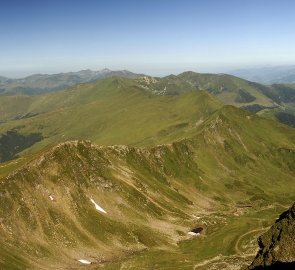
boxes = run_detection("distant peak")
[178,71,199,76]
[100,68,112,73]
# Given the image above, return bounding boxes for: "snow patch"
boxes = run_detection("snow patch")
[188,232,200,236]
[78,259,91,264]
[90,198,107,214]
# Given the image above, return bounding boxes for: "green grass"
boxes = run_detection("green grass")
[176,71,274,106]
[99,207,285,270]
[0,104,294,268]
[0,77,222,164]
[0,77,295,269]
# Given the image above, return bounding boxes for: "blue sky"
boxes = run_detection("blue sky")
[1,0,295,77]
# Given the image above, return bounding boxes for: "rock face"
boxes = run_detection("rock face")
[247,203,295,269]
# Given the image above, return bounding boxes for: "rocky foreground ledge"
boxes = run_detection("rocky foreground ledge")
[246,203,295,270]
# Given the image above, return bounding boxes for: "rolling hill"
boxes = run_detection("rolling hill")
[135,72,295,128]
[0,76,222,164]
[0,102,295,269]
[2,72,295,167]
[135,71,275,107]
[3,69,295,130]
[256,83,295,128]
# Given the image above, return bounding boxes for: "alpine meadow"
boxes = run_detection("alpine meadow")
[0,1,294,270]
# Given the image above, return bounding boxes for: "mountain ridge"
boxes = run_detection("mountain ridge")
[0,69,143,95]
[1,109,295,268]
[0,76,225,164]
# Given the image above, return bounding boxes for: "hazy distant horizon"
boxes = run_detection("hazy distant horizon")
[1,0,295,78]
[1,63,295,79]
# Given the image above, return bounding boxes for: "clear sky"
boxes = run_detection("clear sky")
[1,0,295,77]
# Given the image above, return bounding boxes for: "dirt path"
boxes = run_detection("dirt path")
[193,255,224,269]
[193,253,254,269]
[0,159,21,168]
[235,228,269,255]
[275,202,290,209]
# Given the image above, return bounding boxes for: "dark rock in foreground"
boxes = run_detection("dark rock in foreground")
[246,203,295,269]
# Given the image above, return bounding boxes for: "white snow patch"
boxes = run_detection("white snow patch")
[188,232,200,236]
[78,259,91,264]
[90,198,107,214]
[49,195,54,201]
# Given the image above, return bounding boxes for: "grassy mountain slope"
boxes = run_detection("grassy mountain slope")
[135,72,295,128]
[2,72,295,167]
[257,84,295,127]
[3,70,295,131]
[0,104,295,269]
[178,72,275,106]
[259,83,295,104]
[0,77,222,163]
[135,72,275,107]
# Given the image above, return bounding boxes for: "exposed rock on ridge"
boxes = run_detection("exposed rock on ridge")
[246,203,295,269]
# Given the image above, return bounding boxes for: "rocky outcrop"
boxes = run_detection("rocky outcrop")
[247,203,295,269]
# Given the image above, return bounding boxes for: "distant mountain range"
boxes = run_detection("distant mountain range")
[3,66,295,96]
[230,65,295,84]
[1,70,295,129]
[1,71,295,163]
[0,68,142,95]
